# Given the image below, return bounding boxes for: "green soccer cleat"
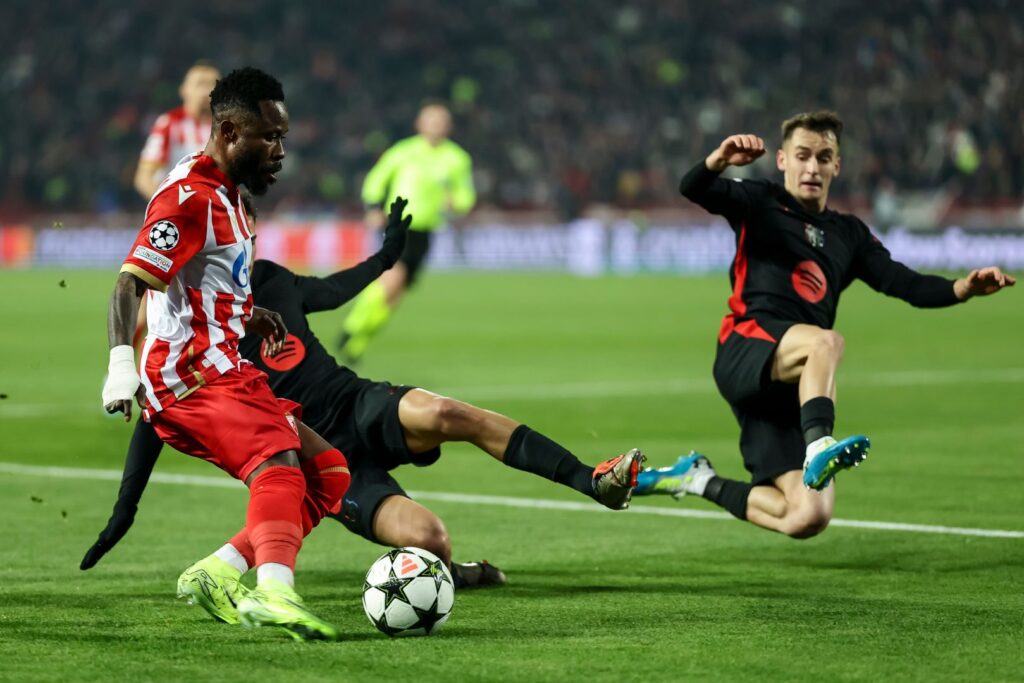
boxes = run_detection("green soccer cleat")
[803,435,871,491]
[176,555,251,625]
[592,448,646,510]
[237,579,340,642]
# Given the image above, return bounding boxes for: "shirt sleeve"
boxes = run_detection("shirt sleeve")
[448,149,476,215]
[678,161,764,220]
[361,144,402,208]
[852,220,961,308]
[296,258,387,314]
[119,190,206,291]
[139,113,171,165]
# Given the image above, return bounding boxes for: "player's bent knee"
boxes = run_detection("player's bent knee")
[430,397,482,437]
[784,508,831,539]
[405,517,451,560]
[814,330,845,360]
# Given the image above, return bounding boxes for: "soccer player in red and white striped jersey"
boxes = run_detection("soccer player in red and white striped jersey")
[133,63,220,200]
[102,68,348,641]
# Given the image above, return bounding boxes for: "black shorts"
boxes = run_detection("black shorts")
[712,317,803,485]
[325,380,441,542]
[400,229,433,287]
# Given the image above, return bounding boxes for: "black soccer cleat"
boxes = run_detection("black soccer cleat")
[451,560,507,590]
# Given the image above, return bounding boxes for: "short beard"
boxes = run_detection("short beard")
[228,151,266,196]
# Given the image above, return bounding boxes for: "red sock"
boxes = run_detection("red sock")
[227,451,349,566]
[300,449,350,531]
[227,528,256,567]
[245,466,305,570]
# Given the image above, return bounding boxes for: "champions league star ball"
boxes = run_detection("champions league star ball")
[148,220,180,251]
[362,547,455,637]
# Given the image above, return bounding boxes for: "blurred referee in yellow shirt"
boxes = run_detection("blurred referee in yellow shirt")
[339,102,476,362]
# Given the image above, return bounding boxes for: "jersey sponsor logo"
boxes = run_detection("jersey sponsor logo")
[792,260,827,303]
[261,333,306,372]
[148,220,180,251]
[178,184,197,205]
[231,245,250,287]
[804,223,825,248]
[132,245,173,272]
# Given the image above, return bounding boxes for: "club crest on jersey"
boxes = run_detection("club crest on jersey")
[261,334,306,372]
[804,223,825,248]
[148,221,180,251]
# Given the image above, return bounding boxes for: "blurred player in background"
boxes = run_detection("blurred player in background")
[101,67,349,641]
[133,62,220,199]
[338,102,476,363]
[130,62,220,349]
[84,195,645,593]
[635,111,1014,538]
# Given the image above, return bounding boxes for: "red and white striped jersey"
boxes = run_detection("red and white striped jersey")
[120,153,256,415]
[139,106,212,173]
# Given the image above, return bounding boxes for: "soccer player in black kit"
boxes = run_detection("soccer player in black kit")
[82,195,645,601]
[635,111,1014,538]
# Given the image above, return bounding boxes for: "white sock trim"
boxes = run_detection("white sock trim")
[804,435,837,466]
[257,562,295,588]
[214,544,249,574]
[689,466,715,496]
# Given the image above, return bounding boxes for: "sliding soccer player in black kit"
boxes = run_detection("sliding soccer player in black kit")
[82,196,644,598]
[635,111,1014,538]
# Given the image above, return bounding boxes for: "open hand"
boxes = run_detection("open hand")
[377,196,413,268]
[246,307,287,355]
[954,267,1016,300]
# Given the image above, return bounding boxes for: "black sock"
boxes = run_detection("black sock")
[800,396,835,445]
[703,476,752,520]
[502,425,595,498]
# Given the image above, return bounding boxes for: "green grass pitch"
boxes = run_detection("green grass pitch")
[0,268,1022,682]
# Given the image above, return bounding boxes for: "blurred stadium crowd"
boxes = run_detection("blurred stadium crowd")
[2,0,1022,217]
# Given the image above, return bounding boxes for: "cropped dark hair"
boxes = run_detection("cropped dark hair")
[210,67,285,122]
[781,110,843,147]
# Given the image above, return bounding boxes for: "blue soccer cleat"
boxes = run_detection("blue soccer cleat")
[802,435,870,491]
[634,452,714,499]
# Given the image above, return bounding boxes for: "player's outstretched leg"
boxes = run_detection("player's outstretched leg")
[399,390,645,509]
[802,434,870,490]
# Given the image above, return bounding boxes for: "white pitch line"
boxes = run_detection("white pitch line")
[2,367,1022,417]
[2,462,1022,540]
[434,366,1024,401]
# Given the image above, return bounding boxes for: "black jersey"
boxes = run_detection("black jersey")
[240,258,385,435]
[679,162,960,340]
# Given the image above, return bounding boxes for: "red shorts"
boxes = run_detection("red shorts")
[150,364,303,481]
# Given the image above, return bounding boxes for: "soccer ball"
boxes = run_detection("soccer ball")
[362,547,455,637]
[149,220,179,250]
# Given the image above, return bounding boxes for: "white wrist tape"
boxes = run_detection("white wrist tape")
[102,345,141,406]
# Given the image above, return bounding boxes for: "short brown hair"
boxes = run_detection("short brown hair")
[781,110,843,147]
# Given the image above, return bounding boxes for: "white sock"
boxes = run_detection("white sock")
[214,544,248,574]
[804,435,837,465]
[257,562,294,588]
[689,466,715,496]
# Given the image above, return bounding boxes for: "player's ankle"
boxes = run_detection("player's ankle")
[256,563,294,588]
